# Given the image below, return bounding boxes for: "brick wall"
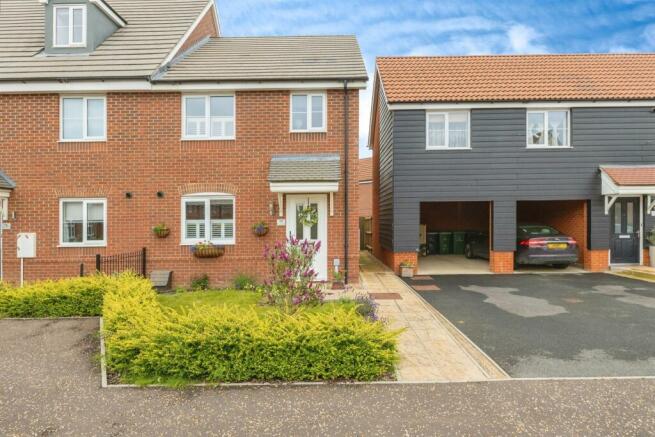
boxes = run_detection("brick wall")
[358,181,372,217]
[0,89,360,287]
[584,249,609,272]
[489,250,514,273]
[177,5,219,54]
[381,249,417,274]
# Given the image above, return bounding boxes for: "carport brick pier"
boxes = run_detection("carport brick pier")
[370,54,655,275]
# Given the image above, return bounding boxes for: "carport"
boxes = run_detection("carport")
[517,200,588,268]
[418,201,491,274]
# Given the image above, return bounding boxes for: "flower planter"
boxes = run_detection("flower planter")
[193,246,225,258]
[253,227,269,237]
[331,281,345,290]
[154,228,170,238]
[400,266,414,278]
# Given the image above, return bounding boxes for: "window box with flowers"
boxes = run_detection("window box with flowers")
[192,241,225,258]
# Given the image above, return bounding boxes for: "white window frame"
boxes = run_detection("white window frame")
[53,4,87,48]
[425,111,471,150]
[181,95,236,140]
[180,193,236,246]
[526,109,571,149]
[59,198,107,247]
[290,92,327,132]
[59,96,107,142]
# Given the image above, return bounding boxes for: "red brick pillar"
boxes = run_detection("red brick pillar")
[382,249,418,275]
[583,249,609,272]
[490,250,514,273]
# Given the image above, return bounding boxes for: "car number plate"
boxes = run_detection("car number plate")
[547,243,567,250]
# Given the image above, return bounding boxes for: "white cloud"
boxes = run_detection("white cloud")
[506,24,548,53]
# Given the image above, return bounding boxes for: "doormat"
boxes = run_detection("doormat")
[369,292,402,300]
[412,285,440,292]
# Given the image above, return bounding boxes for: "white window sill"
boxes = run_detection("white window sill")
[290,129,327,134]
[53,44,87,49]
[426,146,471,151]
[526,145,571,149]
[58,243,106,248]
[59,138,106,143]
[181,137,236,141]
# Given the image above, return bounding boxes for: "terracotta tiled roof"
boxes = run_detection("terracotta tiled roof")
[602,166,655,186]
[377,54,655,103]
[359,158,372,182]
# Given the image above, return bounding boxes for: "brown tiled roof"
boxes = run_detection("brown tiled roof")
[359,158,372,182]
[602,166,655,186]
[377,54,655,103]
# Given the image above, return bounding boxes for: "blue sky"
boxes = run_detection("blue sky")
[216,0,655,157]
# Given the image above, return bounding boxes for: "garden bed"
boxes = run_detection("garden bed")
[102,276,399,386]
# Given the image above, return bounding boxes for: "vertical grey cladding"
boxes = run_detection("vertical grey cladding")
[493,200,516,251]
[377,85,394,250]
[391,106,655,253]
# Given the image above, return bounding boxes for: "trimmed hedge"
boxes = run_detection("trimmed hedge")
[0,275,113,318]
[102,276,400,383]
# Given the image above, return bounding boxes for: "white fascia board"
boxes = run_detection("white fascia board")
[152,80,368,91]
[0,80,367,93]
[89,0,126,27]
[160,0,216,68]
[269,182,339,193]
[388,100,655,110]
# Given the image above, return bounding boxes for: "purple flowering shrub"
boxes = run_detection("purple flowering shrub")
[353,295,379,322]
[264,236,324,307]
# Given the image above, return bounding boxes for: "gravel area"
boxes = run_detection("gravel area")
[1,318,655,435]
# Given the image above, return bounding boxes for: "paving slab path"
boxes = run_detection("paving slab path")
[357,252,507,382]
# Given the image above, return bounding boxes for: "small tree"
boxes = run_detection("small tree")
[264,236,324,308]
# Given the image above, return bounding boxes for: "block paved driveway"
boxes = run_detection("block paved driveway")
[2,319,655,434]
[406,273,655,378]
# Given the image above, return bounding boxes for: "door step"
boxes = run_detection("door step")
[610,266,655,282]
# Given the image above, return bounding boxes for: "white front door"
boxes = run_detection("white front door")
[286,194,328,281]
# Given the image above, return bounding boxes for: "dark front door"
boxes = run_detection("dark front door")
[610,197,640,264]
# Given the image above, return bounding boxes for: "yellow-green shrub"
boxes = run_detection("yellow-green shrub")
[0,275,115,318]
[103,278,400,383]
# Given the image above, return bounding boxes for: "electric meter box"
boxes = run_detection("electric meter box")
[17,233,37,259]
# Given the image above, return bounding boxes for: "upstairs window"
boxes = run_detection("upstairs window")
[291,93,326,132]
[181,195,235,245]
[527,110,569,148]
[54,5,86,47]
[426,111,470,149]
[183,95,235,140]
[60,96,106,141]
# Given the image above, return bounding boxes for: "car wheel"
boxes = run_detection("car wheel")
[464,244,474,259]
[552,264,569,269]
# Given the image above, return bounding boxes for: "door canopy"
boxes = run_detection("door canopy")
[600,165,655,214]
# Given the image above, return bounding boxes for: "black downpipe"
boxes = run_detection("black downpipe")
[343,80,350,284]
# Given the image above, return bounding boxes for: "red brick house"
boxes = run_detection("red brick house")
[0,0,367,286]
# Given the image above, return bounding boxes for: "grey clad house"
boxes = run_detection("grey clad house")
[369,54,655,274]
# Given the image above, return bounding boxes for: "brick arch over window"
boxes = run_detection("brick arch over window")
[177,183,238,196]
[53,186,112,197]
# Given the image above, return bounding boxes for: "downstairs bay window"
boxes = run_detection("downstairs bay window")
[59,198,106,247]
[181,194,235,245]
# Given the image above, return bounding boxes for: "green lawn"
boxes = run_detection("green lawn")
[158,290,356,314]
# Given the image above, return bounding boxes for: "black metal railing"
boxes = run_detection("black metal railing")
[92,248,147,277]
